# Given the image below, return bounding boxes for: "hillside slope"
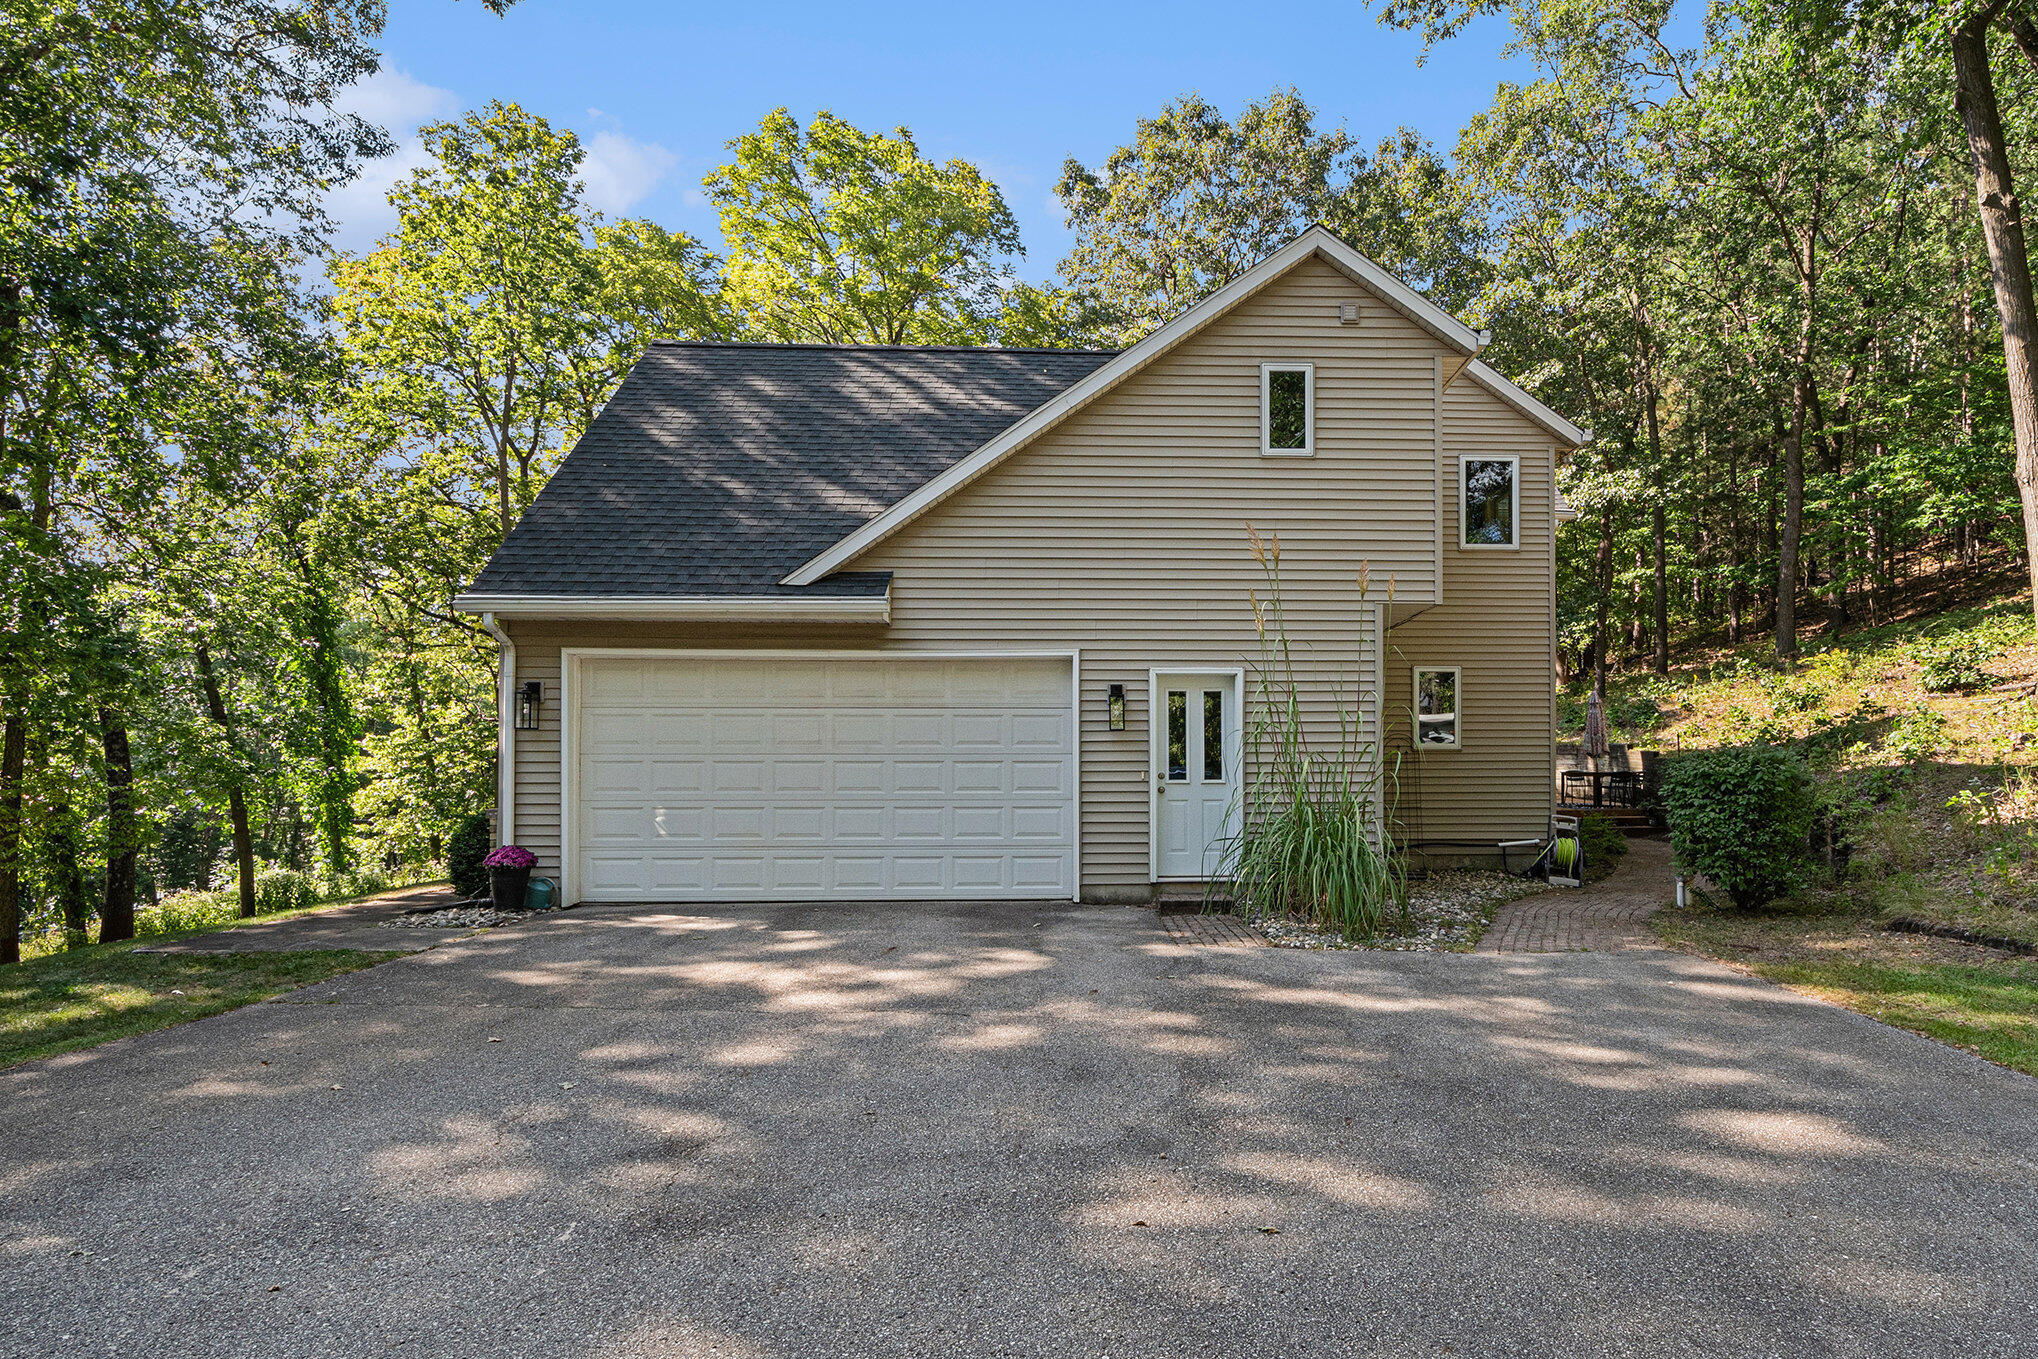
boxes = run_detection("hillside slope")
[1572,568,2038,1073]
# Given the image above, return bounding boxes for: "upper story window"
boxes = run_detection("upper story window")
[1261,363,1314,456]
[1461,454,1519,548]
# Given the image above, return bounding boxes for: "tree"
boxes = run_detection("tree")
[706,109,1023,344]
[327,102,724,869]
[0,3,397,960]
[1947,1,2038,633]
[1055,89,1489,343]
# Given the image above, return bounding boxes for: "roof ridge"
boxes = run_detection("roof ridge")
[647,340,1123,356]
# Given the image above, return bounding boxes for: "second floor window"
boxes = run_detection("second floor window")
[1261,364,1314,455]
[1462,455,1519,547]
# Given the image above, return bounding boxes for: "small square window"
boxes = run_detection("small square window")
[1414,667,1460,749]
[1261,364,1314,456]
[1462,456,1518,547]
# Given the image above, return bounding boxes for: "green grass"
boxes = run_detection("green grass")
[0,946,401,1069]
[18,877,448,961]
[1754,959,2038,1076]
[1654,893,2038,1077]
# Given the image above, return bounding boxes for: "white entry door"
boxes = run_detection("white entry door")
[1152,671,1242,879]
[570,654,1076,902]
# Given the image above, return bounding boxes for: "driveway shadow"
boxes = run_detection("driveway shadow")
[3,898,2034,1357]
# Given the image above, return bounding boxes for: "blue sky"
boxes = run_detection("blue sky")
[334,0,1539,281]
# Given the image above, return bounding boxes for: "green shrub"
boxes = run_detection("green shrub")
[449,812,491,899]
[139,889,238,936]
[1886,707,1948,764]
[312,866,393,902]
[1661,746,1821,909]
[1763,676,1826,714]
[1921,641,1998,693]
[1580,812,1628,869]
[1610,695,1662,736]
[253,868,319,916]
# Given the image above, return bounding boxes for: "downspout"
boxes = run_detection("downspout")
[481,611,515,846]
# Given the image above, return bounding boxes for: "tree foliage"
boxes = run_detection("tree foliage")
[1055,89,1489,343]
[707,109,1024,345]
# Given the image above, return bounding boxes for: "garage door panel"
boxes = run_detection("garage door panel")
[1011,806,1066,840]
[573,656,1075,901]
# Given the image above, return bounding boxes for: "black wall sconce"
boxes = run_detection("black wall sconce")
[1107,683,1126,731]
[516,679,543,730]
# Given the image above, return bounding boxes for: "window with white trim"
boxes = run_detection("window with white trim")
[1461,455,1519,547]
[1415,667,1460,748]
[1261,363,1314,455]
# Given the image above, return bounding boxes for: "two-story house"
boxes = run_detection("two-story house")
[454,225,1588,905]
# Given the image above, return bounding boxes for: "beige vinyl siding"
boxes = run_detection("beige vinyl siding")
[508,643,562,872]
[497,254,1555,897]
[848,256,1435,890]
[1383,378,1557,857]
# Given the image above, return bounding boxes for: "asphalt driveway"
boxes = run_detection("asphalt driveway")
[4,900,2036,1358]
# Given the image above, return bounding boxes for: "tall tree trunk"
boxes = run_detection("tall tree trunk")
[100,709,137,944]
[1777,359,1810,665]
[0,704,20,965]
[1762,431,1781,628]
[1645,385,1670,675]
[1726,440,1745,644]
[195,642,256,919]
[0,281,22,964]
[1953,9,2038,635]
[49,793,88,949]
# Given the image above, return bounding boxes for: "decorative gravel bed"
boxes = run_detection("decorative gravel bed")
[379,903,574,931]
[1243,872,1551,951]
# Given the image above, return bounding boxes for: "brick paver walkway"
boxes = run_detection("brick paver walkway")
[1475,835,1674,954]
[1157,910,1268,947]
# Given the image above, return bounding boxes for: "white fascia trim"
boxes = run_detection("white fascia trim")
[451,591,891,623]
[782,224,1483,587]
[1463,360,1591,448]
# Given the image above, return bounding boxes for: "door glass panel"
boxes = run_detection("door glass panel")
[1167,690,1188,779]
[1202,690,1224,781]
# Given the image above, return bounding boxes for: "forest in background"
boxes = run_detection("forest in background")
[7,0,2038,959]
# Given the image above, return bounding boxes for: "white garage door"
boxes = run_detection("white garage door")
[571,654,1076,901]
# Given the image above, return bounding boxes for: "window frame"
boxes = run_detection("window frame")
[1459,453,1521,550]
[1412,665,1463,750]
[1259,362,1315,457]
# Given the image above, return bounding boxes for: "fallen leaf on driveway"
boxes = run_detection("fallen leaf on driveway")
[1257,1226,1281,1235]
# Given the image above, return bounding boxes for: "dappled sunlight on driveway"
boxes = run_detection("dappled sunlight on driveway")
[3,896,2035,1357]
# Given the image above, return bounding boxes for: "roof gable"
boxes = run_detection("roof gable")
[782,224,1527,587]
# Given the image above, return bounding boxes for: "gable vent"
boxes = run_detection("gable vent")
[1338,302,1360,324]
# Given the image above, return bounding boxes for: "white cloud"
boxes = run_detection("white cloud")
[579,132,677,216]
[323,69,461,256]
[341,67,460,131]
[324,139,435,256]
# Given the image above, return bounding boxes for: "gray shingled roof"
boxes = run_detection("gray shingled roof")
[466,341,1120,598]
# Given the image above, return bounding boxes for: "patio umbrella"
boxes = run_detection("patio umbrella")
[1583,689,1610,767]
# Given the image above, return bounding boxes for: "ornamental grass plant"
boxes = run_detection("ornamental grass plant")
[1212,528,1405,939]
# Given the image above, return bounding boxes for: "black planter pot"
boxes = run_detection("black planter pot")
[489,866,532,912]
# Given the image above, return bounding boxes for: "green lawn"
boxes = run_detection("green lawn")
[1,946,401,1069]
[1756,958,2038,1075]
[1654,896,2038,1077]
